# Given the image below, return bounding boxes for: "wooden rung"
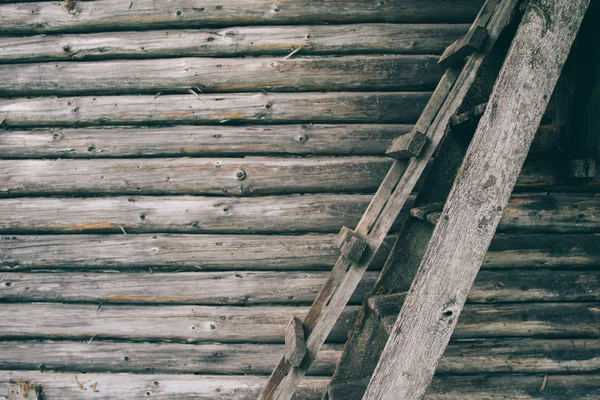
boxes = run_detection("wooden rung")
[385,129,428,159]
[450,102,488,127]
[562,158,596,180]
[336,226,368,263]
[438,25,489,68]
[284,316,307,368]
[410,203,444,222]
[8,380,42,400]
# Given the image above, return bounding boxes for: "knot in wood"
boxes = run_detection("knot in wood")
[235,170,246,181]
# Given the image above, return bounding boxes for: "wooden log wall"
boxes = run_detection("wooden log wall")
[0,0,599,398]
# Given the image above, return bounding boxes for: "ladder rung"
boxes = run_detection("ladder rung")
[336,226,368,263]
[284,316,307,368]
[386,129,428,159]
[438,25,488,68]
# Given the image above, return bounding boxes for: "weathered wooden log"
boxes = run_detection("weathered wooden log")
[0,192,596,234]
[0,92,431,128]
[0,124,573,159]
[2,233,598,272]
[285,317,307,367]
[0,157,395,197]
[0,302,597,344]
[1,339,599,376]
[0,303,358,344]
[0,269,598,305]
[0,56,444,96]
[0,372,599,399]
[0,25,469,63]
[7,381,41,400]
[0,194,411,234]
[0,1,485,35]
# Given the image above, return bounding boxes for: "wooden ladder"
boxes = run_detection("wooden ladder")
[259,0,590,399]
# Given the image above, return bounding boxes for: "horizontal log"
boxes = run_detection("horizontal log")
[0,124,572,159]
[0,92,431,127]
[0,56,444,96]
[0,1,485,35]
[0,157,396,196]
[0,233,398,272]
[371,297,600,339]
[0,193,597,234]
[1,338,599,376]
[0,124,406,158]
[1,157,599,197]
[0,25,469,63]
[1,302,598,344]
[1,269,599,305]
[0,372,599,399]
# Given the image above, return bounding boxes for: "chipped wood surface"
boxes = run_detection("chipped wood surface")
[1,338,599,376]
[0,24,468,63]
[364,0,590,397]
[285,317,307,367]
[0,1,484,35]
[0,92,431,128]
[0,56,444,96]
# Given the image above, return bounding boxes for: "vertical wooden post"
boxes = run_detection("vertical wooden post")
[363,1,590,399]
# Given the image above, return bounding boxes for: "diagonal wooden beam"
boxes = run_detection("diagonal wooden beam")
[363,1,590,399]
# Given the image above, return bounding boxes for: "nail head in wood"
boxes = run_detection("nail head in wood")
[284,316,307,368]
[8,380,42,400]
[336,226,368,263]
[438,25,488,68]
[385,129,428,159]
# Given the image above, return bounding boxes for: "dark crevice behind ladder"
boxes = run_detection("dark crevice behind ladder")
[258,0,590,398]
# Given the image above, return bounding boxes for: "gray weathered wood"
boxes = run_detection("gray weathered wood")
[0,56,444,96]
[1,339,599,375]
[438,25,488,67]
[0,92,431,128]
[0,157,394,197]
[7,381,40,400]
[364,1,590,398]
[0,193,597,234]
[0,1,484,35]
[385,129,428,159]
[1,302,597,344]
[336,227,368,263]
[1,269,598,305]
[0,124,567,159]
[0,24,469,63]
[2,233,598,272]
[285,317,307,367]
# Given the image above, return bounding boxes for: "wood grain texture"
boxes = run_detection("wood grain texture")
[0,24,469,63]
[1,338,599,375]
[0,372,599,399]
[0,55,444,96]
[0,1,485,35]
[0,92,431,128]
[0,269,598,305]
[364,1,590,398]
[0,157,396,196]
[1,302,597,344]
[0,124,568,159]
[2,233,598,272]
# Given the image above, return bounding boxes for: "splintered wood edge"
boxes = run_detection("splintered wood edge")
[336,226,368,263]
[385,130,428,159]
[284,316,307,368]
[8,380,42,400]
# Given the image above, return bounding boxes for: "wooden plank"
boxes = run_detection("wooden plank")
[0,269,598,305]
[0,24,469,63]
[0,56,444,96]
[0,302,597,344]
[0,92,431,128]
[1,339,599,375]
[364,1,590,397]
[0,124,567,159]
[7,381,41,400]
[0,303,358,344]
[285,317,307,367]
[0,373,599,400]
[0,193,597,234]
[0,1,485,35]
[2,233,598,272]
[0,157,394,197]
